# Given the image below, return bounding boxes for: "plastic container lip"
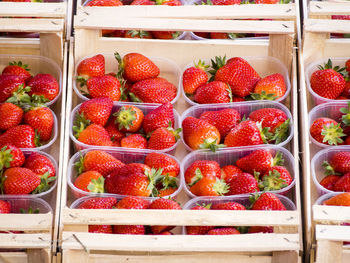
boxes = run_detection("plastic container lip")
[0,54,62,107]
[0,196,53,213]
[188,31,268,41]
[180,100,294,152]
[73,53,181,105]
[314,192,346,205]
[69,102,181,153]
[180,56,291,106]
[67,148,183,200]
[180,145,296,199]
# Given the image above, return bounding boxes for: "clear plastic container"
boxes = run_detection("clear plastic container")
[73,53,181,105]
[181,145,296,198]
[308,101,350,149]
[188,31,268,41]
[0,196,52,214]
[305,57,349,105]
[314,192,343,205]
[0,55,62,107]
[180,101,293,151]
[67,148,183,200]
[180,56,291,106]
[70,102,181,154]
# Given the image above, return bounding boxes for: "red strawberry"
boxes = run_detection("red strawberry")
[310,59,346,99]
[86,0,123,6]
[3,167,40,194]
[152,31,180,40]
[323,193,350,206]
[0,103,23,131]
[115,196,150,209]
[211,0,241,4]
[226,173,259,195]
[220,165,243,182]
[199,108,240,139]
[124,30,153,39]
[326,152,350,174]
[24,106,54,141]
[74,171,104,193]
[86,75,121,101]
[75,124,113,147]
[248,226,273,233]
[251,192,286,211]
[156,0,182,5]
[78,197,117,209]
[2,61,31,81]
[211,202,246,210]
[190,177,229,196]
[207,228,240,235]
[252,73,286,100]
[346,59,350,73]
[27,74,59,102]
[89,225,112,234]
[129,77,177,104]
[77,54,105,78]
[341,81,350,98]
[121,134,147,149]
[115,52,159,83]
[114,105,144,133]
[104,116,125,143]
[78,97,113,126]
[0,125,38,148]
[148,198,181,234]
[113,225,145,235]
[75,150,124,177]
[113,163,151,178]
[310,118,345,145]
[333,173,350,192]
[320,175,341,191]
[186,204,214,235]
[182,60,208,95]
[248,108,288,133]
[24,152,56,178]
[232,97,246,102]
[145,153,180,177]
[158,187,177,197]
[142,103,175,134]
[0,145,25,170]
[0,75,25,102]
[0,200,11,214]
[259,166,292,191]
[130,0,155,5]
[194,81,232,104]
[147,126,180,150]
[185,160,221,185]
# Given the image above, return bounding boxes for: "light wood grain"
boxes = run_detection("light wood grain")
[0,2,66,17]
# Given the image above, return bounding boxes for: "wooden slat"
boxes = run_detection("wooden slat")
[0,213,52,231]
[0,2,66,17]
[309,1,350,16]
[315,240,343,263]
[313,205,350,223]
[316,225,350,242]
[0,252,28,263]
[0,234,51,249]
[0,18,64,33]
[304,19,350,34]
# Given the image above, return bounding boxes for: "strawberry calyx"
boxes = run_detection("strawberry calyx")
[171,31,181,39]
[6,85,31,106]
[194,59,209,72]
[9,61,30,72]
[212,177,229,196]
[114,52,125,80]
[256,121,273,144]
[129,93,142,103]
[127,30,152,38]
[194,202,212,209]
[114,106,137,130]
[189,168,203,187]
[227,33,246,39]
[250,90,278,101]
[145,168,163,197]
[227,85,233,102]
[340,101,350,126]
[272,151,284,166]
[199,138,225,152]
[32,172,56,194]
[87,176,105,193]
[34,130,42,147]
[20,207,39,214]
[73,113,91,138]
[160,175,178,190]
[166,121,182,141]
[248,192,261,209]
[322,161,341,176]
[279,0,291,3]
[76,76,88,87]
[0,146,14,171]
[0,170,5,195]
[270,119,290,144]
[30,94,50,105]
[318,59,346,77]
[258,170,288,191]
[321,123,345,145]
[74,154,85,175]
[208,55,227,81]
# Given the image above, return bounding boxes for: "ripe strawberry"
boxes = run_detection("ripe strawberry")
[186,204,214,235]
[194,81,232,104]
[346,59,350,74]
[325,152,350,174]
[0,125,38,148]
[148,198,181,234]
[323,193,350,206]
[86,75,121,101]
[24,106,54,141]
[152,31,180,40]
[104,116,125,143]
[124,30,152,39]
[129,77,177,104]
[0,103,23,130]
[113,225,145,235]
[310,59,346,99]
[226,173,259,195]
[115,52,159,83]
[121,134,147,149]
[0,200,11,214]
[182,117,222,151]
[0,144,25,170]
[207,228,240,235]
[24,152,56,178]
[113,163,151,178]
[158,188,177,197]
[2,61,31,81]
[86,0,123,6]
[212,57,261,98]
[116,196,150,209]
[182,60,209,95]
[211,202,246,210]
[199,108,240,139]
[75,150,124,177]
[209,32,244,39]
[252,73,286,100]
[211,0,241,4]
[77,54,105,79]
[232,97,246,102]
[2,167,40,194]
[145,153,179,177]
[130,0,155,5]
[236,150,283,175]
[78,197,117,209]
[333,173,350,192]
[341,81,350,98]
[74,124,113,147]
[26,74,59,102]
[74,171,104,193]
[248,226,273,233]
[251,192,286,211]
[89,225,112,234]
[185,160,221,185]
[142,103,175,134]
[0,75,25,102]
[190,177,229,196]
[320,175,340,191]
[249,108,288,134]
[156,0,182,5]
[147,126,180,150]
[78,97,113,126]
[220,165,242,182]
[310,118,345,145]
[114,105,144,133]
[259,166,292,191]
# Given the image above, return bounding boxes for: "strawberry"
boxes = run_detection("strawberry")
[194,81,232,104]
[158,187,177,197]
[199,108,240,139]
[249,108,288,133]
[74,171,104,193]
[259,166,292,191]
[156,0,182,5]
[145,153,179,177]
[2,167,40,194]
[341,81,350,98]
[147,126,180,150]
[248,226,273,233]
[121,134,147,149]
[207,228,240,235]
[124,30,152,39]
[86,75,121,101]
[129,77,177,104]
[24,152,56,178]
[113,225,145,235]
[115,196,150,209]
[220,165,242,182]
[251,73,286,100]
[78,97,113,126]
[24,106,54,141]
[226,173,259,195]
[211,0,241,4]
[0,145,24,170]
[75,150,124,177]
[0,200,11,214]
[346,59,350,74]
[89,225,112,234]
[148,198,181,234]
[232,97,246,102]
[186,204,214,235]
[251,192,286,211]
[86,0,123,6]
[77,54,105,79]
[325,152,350,175]
[115,52,159,83]
[0,103,23,130]
[320,175,340,191]
[0,125,38,148]
[333,173,350,192]
[185,160,221,185]
[152,31,180,40]
[210,33,245,39]
[190,177,229,196]
[26,74,59,102]
[323,193,350,206]
[74,124,113,147]
[182,60,209,95]
[142,103,175,134]
[182,117,222,151]
[130,0,155,5]
[2,61,31,81]
[113,163,151,177]
[211,202,246,210]
[78,197,117,209]
[104,116,125,143]
[0,75,25,102]
[310,59,346,99]
[114,105,144,133]
[236,150,283,175]
[212,57,261,98]
[310,118,345,145]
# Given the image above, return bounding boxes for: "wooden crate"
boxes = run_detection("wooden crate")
[0,18,68,263]
[300,18,350,263]
[58,17,302,263]
[305,0,350,19]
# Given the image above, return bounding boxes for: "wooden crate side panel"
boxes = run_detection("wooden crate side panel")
[0,214,52,232]
[309,2,350,18]
[0,2,67,18]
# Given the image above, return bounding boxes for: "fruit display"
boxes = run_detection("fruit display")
[181,102,292,151]
[74,53,180,104]
[182,147,295,197]
[101,30,186,39]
